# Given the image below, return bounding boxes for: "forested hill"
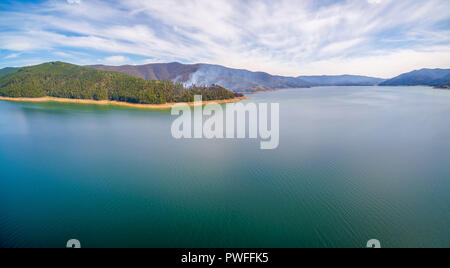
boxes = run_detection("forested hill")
[0,67,19,78]
[0,62,240,104]
[379,68,450,88]
[89,62,312,92]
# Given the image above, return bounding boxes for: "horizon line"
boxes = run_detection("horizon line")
[3,60,450,80]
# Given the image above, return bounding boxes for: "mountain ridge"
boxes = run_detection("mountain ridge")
[380,68,450,88]
[3,63,449,93]
[89,62,312,92]
[89,62,200,82]
[0,67,19,78]
[89,62,450,90]
[0,62,239,104]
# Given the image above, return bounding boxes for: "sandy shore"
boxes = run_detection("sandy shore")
[0,96,251,109]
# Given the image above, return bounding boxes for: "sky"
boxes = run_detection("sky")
[0,0,449,78]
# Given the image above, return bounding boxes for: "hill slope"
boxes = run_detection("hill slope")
[188,64,312,92]
[0,62,238,104]
[298,75,385,86]
[380,69,450,88]
[0,67,19,78]
[89,62,200,82]
[89,63,312,92]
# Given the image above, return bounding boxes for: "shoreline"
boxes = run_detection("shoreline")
[0,96,251,109]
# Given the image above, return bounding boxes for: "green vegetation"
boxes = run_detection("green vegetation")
[0,67,19,78]
[0,62,240,104]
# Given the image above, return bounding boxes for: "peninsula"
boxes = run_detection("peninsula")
[0,62,245,108]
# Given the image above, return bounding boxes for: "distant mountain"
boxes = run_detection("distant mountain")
[188,64,313,92]
[89,62,199,82]
[435,74,450,89]
[0,67,19,78]
[298,75,385,86]
[90,63,312,92]
[380,69,450,88]
[0,62,238,104]
[6,62,449,95]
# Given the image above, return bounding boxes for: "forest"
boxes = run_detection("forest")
[0,62,242,104]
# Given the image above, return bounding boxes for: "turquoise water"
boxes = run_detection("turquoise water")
[0,86,449,248]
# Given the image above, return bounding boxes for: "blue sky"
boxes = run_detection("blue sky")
[0,0,449,77]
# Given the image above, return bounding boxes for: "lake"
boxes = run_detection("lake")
[0,86,449,248]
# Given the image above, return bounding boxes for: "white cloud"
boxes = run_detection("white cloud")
[298,45,450,78]
[67,0,81,5]
[0,0,449,77]
[53,51,73,58]
[367,0,383,4]
[5,53,20,59]
[0,34,51,51]
[321,39,365,55]
[103,55,130,65]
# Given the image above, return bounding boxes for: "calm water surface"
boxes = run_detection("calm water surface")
[0,86,449,248]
